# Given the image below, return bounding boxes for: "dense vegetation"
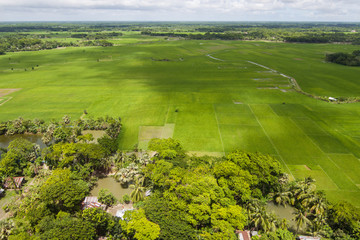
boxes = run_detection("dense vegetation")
[0,133,359,239]
[326,50,360,66]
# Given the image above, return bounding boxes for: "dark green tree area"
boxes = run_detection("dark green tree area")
[326,50,360,66]
[0,138,40,177]
[0,133,359,239]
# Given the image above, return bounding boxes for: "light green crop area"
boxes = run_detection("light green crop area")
[0,35,359,206]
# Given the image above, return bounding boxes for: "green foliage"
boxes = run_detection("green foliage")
[144,193,198,240]
[0,138,39,177]
[77,133,94,143]
[53,127,73,143]
[258,228,295,240]
[123,209,160,240]
[81,207,115,236]
[98,188,117,206]
[98,135,118,155]
[123,194,131,204]
[328,201,360,237]
[44,142,106,172]
[35,215,96,240]
[148,138,185,161]
[144,143,248,239]
[326,51,360,66]
[39,169,89,212]
[225,151,282,196]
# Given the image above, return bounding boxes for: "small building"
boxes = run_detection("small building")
[298,236,321,240]
[3,177,24,189]
[82,196,106,210]
[351,30,357,33]
[237,230,251,240]
[329,97,337,102]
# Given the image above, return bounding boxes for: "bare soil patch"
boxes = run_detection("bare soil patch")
[304,165,312,170]
[0,88,21,97]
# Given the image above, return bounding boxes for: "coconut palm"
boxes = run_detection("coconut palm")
[309,193,327,215]
[267,213,278,232]
[310,213,327,236]
[252,210,269,232]
[294,208,311,234]
[130,178,146,203]
[269,186,291,207]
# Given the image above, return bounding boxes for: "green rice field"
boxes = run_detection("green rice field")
[0,33,359,206]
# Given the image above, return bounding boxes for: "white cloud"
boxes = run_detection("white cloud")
[0,0,359,21]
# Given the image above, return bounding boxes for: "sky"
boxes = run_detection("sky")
[0,0,359,22]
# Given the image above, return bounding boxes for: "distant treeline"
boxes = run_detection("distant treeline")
[326,50,360,66]
[142,31,360,44]
[70,32,122,39]
[142,31,246,40]
[284,33,360,44]
[0,34,113,54]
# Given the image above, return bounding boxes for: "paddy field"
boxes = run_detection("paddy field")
[0,34,359,206]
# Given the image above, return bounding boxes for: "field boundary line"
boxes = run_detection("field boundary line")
[317,165,340,190]
[292,116,331,137]
[0,97,13,106]
[248,104,295,180]
[213,104,225,155]
[288,117,357,189]
[164,105,170,124]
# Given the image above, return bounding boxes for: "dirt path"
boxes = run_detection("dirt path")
[206,54,224,62]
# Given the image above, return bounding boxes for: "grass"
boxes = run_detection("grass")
[0,34,359,206]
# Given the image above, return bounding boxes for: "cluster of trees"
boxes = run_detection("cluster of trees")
[0,31,116,54]
[0,135,359,239]
[284,33,360,44]
[0,36,75,53]
[142,31,246,40]
[71,32,122,39]
[326,50,360,66]
[0,115,122,144]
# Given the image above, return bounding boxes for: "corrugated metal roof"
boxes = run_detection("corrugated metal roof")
[239,231,251,240]
[3,177,24,189]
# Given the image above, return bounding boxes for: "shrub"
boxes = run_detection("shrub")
[98,189,117,207]
[123,194,131,204]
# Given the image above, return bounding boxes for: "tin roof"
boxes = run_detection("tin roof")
[3,177,24,189]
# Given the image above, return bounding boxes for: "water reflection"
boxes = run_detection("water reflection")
[0,134,46,149]
[91,177,133,200]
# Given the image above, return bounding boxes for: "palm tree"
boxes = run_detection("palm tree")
[310,213,327,236]
[130,178,146,203]
[270,186,291,207]
[267,213,278,232]
[294,208,311,234]
[252,210,269,232]
[309,194,327,216]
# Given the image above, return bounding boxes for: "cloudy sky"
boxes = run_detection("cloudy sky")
[0,0,359,22]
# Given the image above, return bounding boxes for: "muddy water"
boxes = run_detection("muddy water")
[266,202,296,229]
[90,177,132,201]
[0,134,46,149]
